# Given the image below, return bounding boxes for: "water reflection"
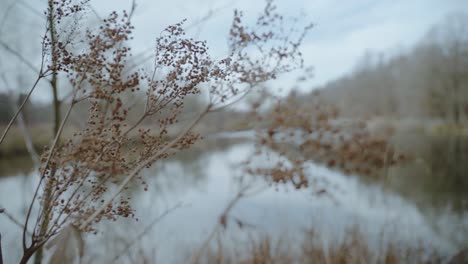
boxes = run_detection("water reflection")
[96,141,464,262]
[389,134,468,212]
[0,135,466,263]
[287,129,468,214]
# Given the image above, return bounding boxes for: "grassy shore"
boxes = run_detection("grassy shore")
[0,115,254,158]
[185,227,446,264]
[0,124,54,158]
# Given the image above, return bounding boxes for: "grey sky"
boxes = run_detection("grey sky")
[2,0,468,100]
[93,0,468,91]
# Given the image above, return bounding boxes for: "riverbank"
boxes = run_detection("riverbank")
[0,124,54,158]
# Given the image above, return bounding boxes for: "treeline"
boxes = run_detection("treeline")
[0,94,53,124]
[3,13,467,127]
[300,13,468,123]
[0,91,249,135]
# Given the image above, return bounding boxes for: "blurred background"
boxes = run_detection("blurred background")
[0,0,467,263]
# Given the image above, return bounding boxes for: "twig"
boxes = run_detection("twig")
[0,207,32,236]
[23,99,75,250]
[209,86,253,112]
[17,0,44,19]
[88,4,102,21]
[79,105,210,230]
[191,185,249,264]
[125,0,235,73]
[111,203,184,262]
[1,76,41,167]
[0,232,3,264]
[187,0,236,38]
[0,75,43,146]
[0,40,40,75]
[0,0,17,34]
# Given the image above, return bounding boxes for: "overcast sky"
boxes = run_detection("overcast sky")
[2,0,468,100]
[92,0,468,91]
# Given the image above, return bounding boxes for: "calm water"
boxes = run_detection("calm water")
[0,134,467,263]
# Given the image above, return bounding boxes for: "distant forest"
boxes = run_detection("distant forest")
[295,13,468,123]
[1,13,467,125]
[0,93,53,124]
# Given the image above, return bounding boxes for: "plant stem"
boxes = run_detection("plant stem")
[79,106,210,230]
[0,233,3,264]
[34,1,60,263]
[0,76,42,146]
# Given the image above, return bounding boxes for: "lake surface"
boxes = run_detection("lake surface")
[0,134,467,263]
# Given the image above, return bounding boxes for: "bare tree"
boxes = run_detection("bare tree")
[423,12,468,123]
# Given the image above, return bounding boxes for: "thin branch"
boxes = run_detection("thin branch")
[0,233,2,264]
[0,75,43,146]
[0,40,40,75]
[124,0,235,72]
[190,173,265,264]
[9,96,41,167]
[111,203,183,262]
[0,0,18,34]
[41,99,75,178]
[191,188,247,264]
[209,86,253,112]
[1,75,41,166]
[0,207,32,236]
[79,105,211,230]
[88,4,102,21]
[190,1,228,38]
[23,99,75,250]
[17,0,44,19]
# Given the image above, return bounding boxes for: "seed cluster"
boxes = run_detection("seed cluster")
[27,0,310,249]
[253,92,410,189]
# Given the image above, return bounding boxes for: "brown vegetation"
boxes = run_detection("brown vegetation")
[1,1,465,264]
[0,0,311,263]
[194,227,441,264]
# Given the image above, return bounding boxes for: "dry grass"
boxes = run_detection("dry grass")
[0,124,78,157]
[0,0,312,262]
[195,228,442,264]
[301,228,441,264]
[0,124,51,157]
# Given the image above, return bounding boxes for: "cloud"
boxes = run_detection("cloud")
[2,0,468,101]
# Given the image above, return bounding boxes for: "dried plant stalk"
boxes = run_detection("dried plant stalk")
[0,1,312,263]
